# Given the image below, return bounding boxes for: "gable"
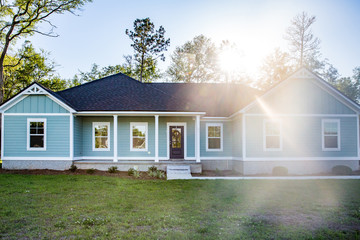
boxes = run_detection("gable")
[246,75,356,115]
[5,95,69,114]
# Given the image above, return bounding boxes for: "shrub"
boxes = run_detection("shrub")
[132,169,141,178]
[148,166,158,172]
[332,165,352,175]
[148,170,157,178]
[128,168,135,176]
[69,164,77,172]
[156,170,165,179]
[108,166,118,173]
[272,166,288,176]
[86,168,96,174]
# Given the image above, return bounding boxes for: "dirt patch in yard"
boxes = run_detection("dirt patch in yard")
[0,168,164,180]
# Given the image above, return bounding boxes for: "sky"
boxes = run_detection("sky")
[23,0,360,80]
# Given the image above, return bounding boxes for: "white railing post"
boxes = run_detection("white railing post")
[155,115,159,162]
[113,115,118,162]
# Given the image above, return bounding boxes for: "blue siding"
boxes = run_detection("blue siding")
[81,117,113,157]
[246,116,358,158]
[74,116,83,157]
[159,117,195,158]
[6,95,68,113]
[118,117,155,157]
[200,121,233,157]
[4,115,70,157]
[232,116,242,158]
[247,78,356,114]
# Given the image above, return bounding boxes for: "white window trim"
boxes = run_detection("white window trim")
[27,118,47,151]
[130,122,148,152]
[92,122,111,151]
[263,119,282,151]
[206,123,223,151]
[322,119,341,151]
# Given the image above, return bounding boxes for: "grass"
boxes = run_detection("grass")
[1,174,360,239]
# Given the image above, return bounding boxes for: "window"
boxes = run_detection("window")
[264,120,282,151]
[93,122,110,151]
[130,122,148,151]
[322,119,340,151]
[27,118,46,151]
[206,123,223,151]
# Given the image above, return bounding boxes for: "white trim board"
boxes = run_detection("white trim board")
[75,111,206,116]
[3,113,71,116]
[243,157,359,161]
[244,114,357,117]
[2,157,72,161]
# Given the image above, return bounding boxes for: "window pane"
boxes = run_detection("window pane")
[37,128,44,134]
[95,125,108,136]
[30,128,37,134]
[324,122,338,135]
[208,126,215,137]
[30,136,44,148]
[208,138,220,149]
[266,122,280,135]
[324,136,338,148]
[133,125,146,137]
[214,126,221,137]
[266,136,280,149]
[133,137,145,149]
[95,137,108,149]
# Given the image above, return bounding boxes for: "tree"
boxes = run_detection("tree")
[3,41,67,100]
[125,18,170,82]
[70,55,147,85]
[0,0,92,103]
[166,35,219,83]
[259,48,294,89]
[284,11,321,69]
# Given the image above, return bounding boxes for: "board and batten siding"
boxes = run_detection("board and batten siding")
[3,115,70,157]
[245,116,358,158]
[200,121,233,157]
[5,95,68,113]
[247,77,356,115]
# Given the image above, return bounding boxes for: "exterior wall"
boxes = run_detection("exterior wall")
[74,116,83,157]
[118,116,155,158]
[200,121,233,157]
[2,160,72,170]
[232,116,242,158]
[159,116,195,158]
[242,160,359,175]
[3,115,70,157]
[247,78,356,114]
[5,95,68,113]
[81,116,114,157]
[245,116,358,158]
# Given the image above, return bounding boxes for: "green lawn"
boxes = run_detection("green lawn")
[1,174,360,239]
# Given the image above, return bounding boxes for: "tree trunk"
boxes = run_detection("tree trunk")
[140,53,144,82]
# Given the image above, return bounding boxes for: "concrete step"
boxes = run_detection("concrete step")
[167,165,192,180]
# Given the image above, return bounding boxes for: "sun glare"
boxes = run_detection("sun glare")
[218,49,244,73]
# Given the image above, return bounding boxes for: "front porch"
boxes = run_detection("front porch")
[74,159,202,173]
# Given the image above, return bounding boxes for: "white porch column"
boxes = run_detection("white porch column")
[242,114,246,160]
[155,115,159,162]
[113,115,118,162]
[70,114,74,160]
[195,115,201,162]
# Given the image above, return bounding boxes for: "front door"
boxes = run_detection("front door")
[170,126,184,159]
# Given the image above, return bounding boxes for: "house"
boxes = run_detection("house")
[1,67,359,175]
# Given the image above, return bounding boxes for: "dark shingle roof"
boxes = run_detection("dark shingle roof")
[56,73,261,117]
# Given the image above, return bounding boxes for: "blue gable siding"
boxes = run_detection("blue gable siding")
[200,121,233,157]
[247,78,356,114]
[81,117,113,157]
[4,115,70,157]
[6,95,68,113]
[245,115,358,158]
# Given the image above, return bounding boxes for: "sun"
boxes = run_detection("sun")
[218,48,244,74]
